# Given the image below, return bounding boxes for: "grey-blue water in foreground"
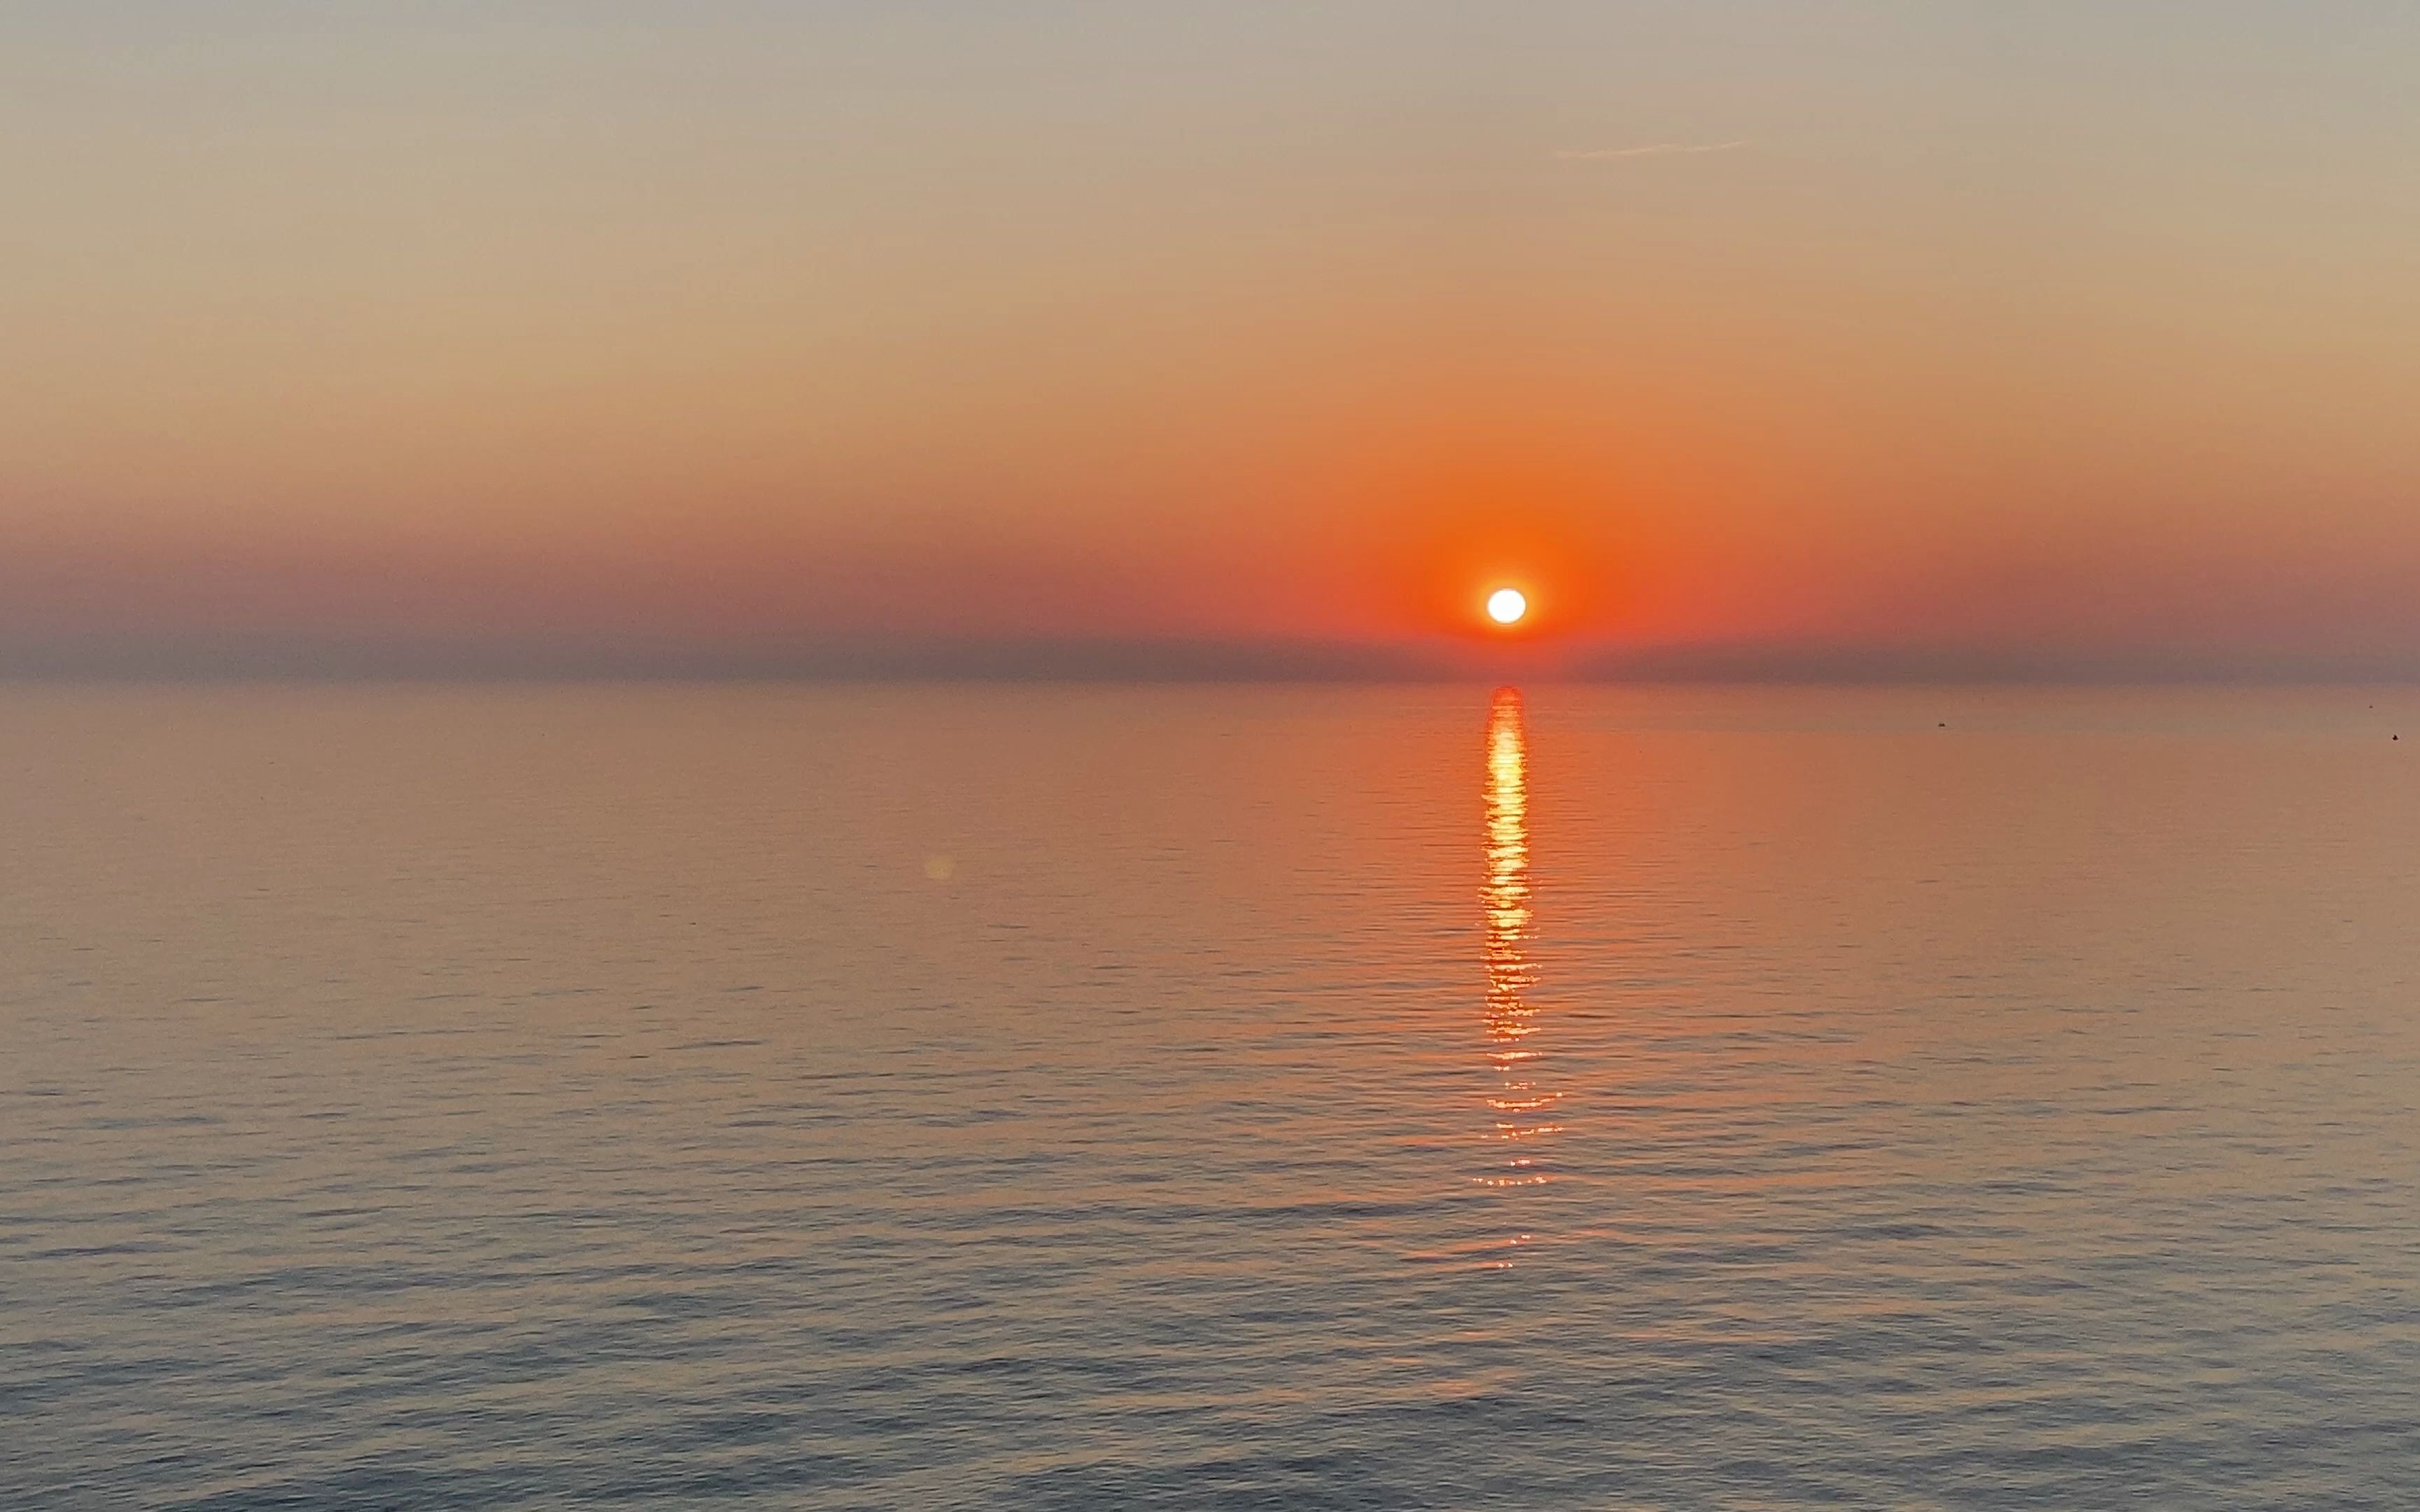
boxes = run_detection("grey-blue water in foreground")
[4,682,2416,1509]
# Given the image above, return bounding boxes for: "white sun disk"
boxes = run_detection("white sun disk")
[1487,588,1529,625]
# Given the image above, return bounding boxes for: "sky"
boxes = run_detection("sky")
[5,1,2420,677]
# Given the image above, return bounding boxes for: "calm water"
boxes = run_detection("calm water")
[4,682,2416,1509]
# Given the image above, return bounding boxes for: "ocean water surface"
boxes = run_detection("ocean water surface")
[4,682,2416,1508]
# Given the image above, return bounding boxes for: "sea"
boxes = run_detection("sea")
[4,682,2415,1508]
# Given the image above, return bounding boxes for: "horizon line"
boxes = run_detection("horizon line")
[6,635,2420,687]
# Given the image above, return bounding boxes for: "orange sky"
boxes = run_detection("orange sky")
[6,4,2420,675]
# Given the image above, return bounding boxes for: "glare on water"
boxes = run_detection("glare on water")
[1482,688,1559,1196]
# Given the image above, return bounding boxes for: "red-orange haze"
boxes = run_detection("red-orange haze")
[6,5,2420,677]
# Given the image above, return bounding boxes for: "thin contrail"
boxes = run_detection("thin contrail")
[1555,140,1748,160]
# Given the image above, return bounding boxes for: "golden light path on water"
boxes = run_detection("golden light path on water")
[1482,687,1559,1194]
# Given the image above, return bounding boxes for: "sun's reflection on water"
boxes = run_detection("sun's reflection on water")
[1482,687,1559,1189]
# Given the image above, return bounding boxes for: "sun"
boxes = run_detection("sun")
[1485,587,1529,626]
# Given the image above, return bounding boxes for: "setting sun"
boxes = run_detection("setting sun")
[1486,588,1529,626]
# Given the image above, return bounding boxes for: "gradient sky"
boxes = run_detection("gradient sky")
[7,2,2420,674]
